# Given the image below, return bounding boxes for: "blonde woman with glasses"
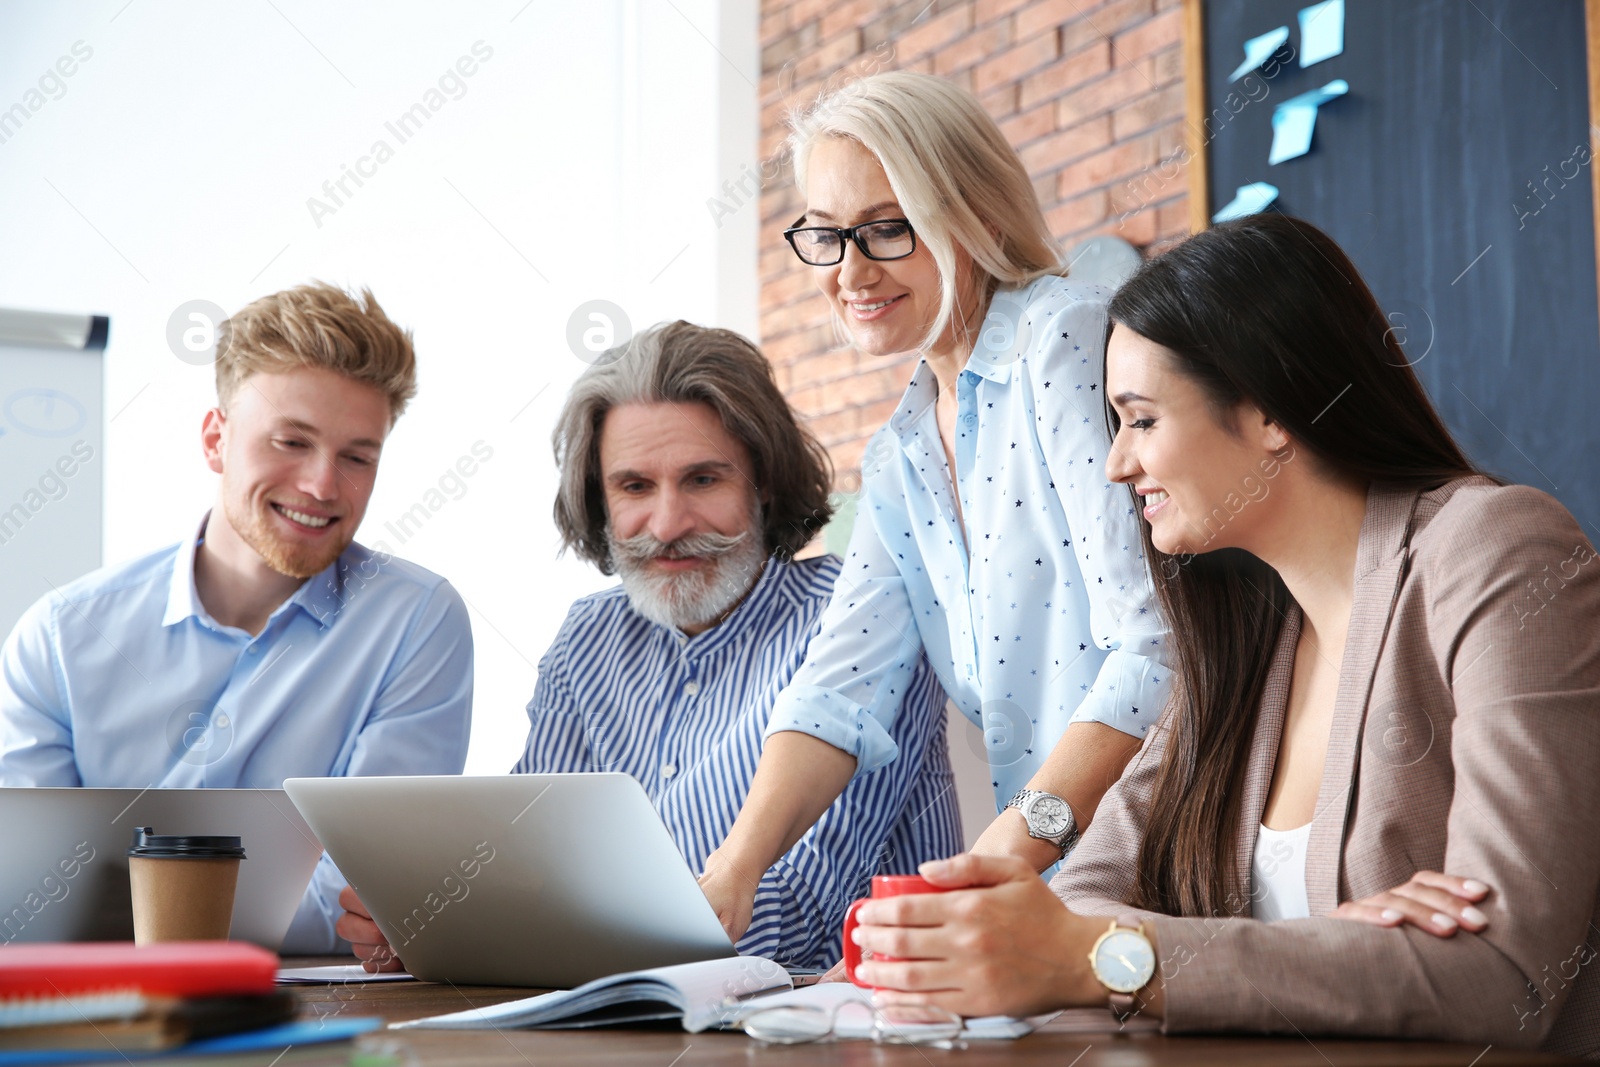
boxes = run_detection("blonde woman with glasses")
[698,71,1172,947]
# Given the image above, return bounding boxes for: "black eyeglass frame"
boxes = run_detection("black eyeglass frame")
[782,216,918,266]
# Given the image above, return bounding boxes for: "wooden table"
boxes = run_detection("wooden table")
[283,958,1579,1067]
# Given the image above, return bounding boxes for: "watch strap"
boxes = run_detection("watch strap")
[1003,787,1039,812]
[1005,788,1078,856]
[1106,913,1152,1023]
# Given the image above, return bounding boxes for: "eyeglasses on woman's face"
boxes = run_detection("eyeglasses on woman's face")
[783,216,917,266]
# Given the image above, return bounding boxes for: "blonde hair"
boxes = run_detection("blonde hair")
[788,71,1065,352]
[215,283,417,424]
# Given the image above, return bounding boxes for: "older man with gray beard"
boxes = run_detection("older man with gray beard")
[333,320,962,971]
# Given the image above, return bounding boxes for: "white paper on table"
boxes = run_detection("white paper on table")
[277,964,416,984]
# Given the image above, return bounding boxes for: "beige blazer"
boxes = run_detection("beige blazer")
[1052,478,1600,1057]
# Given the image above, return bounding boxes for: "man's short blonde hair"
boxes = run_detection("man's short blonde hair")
[215,283,417,423]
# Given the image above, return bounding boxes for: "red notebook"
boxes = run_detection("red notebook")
[0,942,278,999]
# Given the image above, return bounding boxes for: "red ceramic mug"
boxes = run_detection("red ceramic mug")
[841,874,948,988]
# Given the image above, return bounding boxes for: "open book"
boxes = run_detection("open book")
[390,956,1054,1039]
[390,957,788,1033]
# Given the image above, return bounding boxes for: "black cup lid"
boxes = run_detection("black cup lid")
[127,826,246,859]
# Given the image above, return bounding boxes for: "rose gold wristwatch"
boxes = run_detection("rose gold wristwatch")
[1086,913,1155,1022]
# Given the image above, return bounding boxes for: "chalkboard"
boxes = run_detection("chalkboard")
[1192,0,1600,533]
[0,309,107,639]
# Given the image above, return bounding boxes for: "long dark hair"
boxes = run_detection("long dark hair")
[1106,214,1479,916]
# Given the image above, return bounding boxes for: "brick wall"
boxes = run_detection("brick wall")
[758,0,1193,491]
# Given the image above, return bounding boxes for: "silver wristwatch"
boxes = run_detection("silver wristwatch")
[1005,788,1079,859]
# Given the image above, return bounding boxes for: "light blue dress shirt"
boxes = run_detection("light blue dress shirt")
[767,276,1172,811]
[514,555,962,969]
[0,513,474,949]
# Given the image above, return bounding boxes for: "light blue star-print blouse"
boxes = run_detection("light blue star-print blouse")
[767,275,1173,811]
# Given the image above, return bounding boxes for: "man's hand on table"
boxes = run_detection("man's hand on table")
[337,883,406,973]
[697,850,759,945]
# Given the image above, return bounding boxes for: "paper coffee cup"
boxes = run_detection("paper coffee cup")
[127,827,246,944]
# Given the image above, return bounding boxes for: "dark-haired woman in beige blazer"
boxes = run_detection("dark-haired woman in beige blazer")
[844,214,1600,1058]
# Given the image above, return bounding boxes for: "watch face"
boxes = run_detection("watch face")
[1028,795,1073,837]
[1093,930,1156,994]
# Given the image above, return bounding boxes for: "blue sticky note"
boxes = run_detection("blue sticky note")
[1212,182,1280,223]
[1298,0,1345,67]
[1268,79,1348,164]
[1227,26,1289,81]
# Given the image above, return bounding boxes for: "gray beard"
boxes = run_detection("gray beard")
[607,518,767,633]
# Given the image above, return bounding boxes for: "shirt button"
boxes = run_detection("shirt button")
[248,645,261,655]
[683,680,700,696]
[662,763,677,778]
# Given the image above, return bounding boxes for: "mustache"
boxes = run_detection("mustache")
[608,527,753,568]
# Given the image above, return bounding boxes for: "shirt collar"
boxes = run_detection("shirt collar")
[961,351,1015,385]
[162,510,350,632]
[162,512,213,628]
[888,360,939,439]
[961,285,1025,385]
[887,289,1034,443]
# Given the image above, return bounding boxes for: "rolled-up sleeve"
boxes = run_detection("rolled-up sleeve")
[765,487,927,777]
[746,661,959,967]
[1028,291,1171,738]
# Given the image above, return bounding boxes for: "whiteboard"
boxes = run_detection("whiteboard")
[0,308,106,639]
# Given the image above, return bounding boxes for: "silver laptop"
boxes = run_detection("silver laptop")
[0,787,323,949]
[283,774,736,987]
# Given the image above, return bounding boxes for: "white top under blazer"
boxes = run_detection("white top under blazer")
[1252,822,1313,922]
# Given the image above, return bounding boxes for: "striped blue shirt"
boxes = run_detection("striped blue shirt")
[512,554,962,969]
